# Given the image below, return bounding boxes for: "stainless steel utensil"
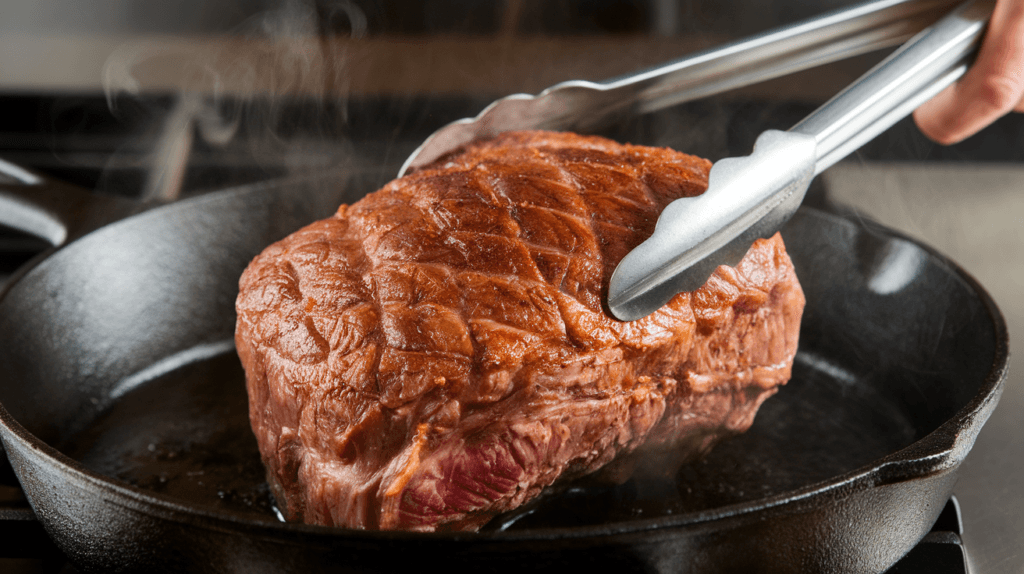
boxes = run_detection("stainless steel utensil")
[608,0,992,320]
[398,0,960,176]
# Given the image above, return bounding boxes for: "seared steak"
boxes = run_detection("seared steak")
[235,131,805,532]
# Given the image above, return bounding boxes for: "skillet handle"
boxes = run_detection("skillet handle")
[0,160,148,562]
[0,157,140,248]
[0,159,142,559]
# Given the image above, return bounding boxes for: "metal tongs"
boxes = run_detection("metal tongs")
[400,0,961,174]
[399,0,993,320]
[608,0,991,320]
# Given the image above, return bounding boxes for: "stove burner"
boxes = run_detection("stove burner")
[889,496,968,574]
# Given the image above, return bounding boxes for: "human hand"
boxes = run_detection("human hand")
[913,0,1024,144]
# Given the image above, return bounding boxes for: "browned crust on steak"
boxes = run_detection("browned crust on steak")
[235,130,805,532]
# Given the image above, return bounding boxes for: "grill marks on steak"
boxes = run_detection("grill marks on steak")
[235,130,805,532]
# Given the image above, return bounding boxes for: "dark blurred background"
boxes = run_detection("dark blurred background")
[3,0,1023,201]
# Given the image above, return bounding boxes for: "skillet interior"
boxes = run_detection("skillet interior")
[52,336,931,527]
[0,181,999,532]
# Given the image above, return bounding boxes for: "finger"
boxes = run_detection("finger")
[913,0,1024,144]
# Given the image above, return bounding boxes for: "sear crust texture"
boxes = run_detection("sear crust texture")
[235,131,805,532]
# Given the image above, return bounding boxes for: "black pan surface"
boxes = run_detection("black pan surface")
[0,177,1006,573]
[54,327,924,527]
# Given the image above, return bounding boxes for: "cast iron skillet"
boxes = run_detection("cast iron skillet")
[0,160,1007,574]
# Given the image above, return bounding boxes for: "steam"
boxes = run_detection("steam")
[101,0,367,201]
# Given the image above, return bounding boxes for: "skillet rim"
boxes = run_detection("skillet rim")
[0,192,1008,543]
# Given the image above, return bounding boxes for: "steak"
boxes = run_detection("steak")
[234,130,805,532]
